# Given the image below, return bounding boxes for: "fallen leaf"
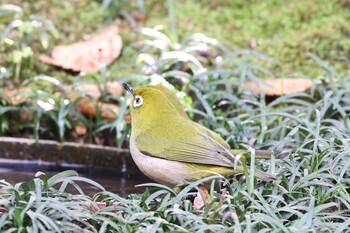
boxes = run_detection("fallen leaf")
[194,185,212,210]
[39,25,122,73]
[69,94,120,120]
[3,87,31,105]
[245,78,319,96]
[131,11,147,25]
[67,81,130,122]
[99,102,121,120]
[66,81,124,99]
[91,202,119,213]
[74,124,87,136]
[124,115,131,123]
[193,193,205,210]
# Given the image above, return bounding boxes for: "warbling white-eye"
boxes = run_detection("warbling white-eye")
[123,83,276,186]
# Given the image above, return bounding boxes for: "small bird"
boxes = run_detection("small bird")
[123,83,276,186]
[148,84,275,160]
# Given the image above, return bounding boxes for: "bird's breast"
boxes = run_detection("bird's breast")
[129,137,191,186]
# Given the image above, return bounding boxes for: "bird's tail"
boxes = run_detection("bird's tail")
[253,169,276,181]
[235,165,276,182]
[230,149,288,160]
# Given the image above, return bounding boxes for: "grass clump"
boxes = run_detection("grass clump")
[1,60,350,231]
[0,170,104,232]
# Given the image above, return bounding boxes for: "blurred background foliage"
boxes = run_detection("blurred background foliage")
[146,0,350,76]
[1,0,350,81]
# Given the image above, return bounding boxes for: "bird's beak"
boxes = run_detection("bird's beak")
[123,83,135,98]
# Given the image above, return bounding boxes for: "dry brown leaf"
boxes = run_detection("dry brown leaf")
[193,185,212,210]
[66,81,124,99]
[68,94,120,120]
[124,115,131,123]
[91,202,119,213]
[67,88,131,123]
[104,82,124,97]
[99,102,121,120]
[130,11,147,26]
[245,78,319,96]
[74,124,87,136]
[39,25,122,73]
[66,81,130,121]
[3,87,31,105]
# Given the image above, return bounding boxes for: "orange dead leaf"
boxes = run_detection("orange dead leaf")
[3,87,31,105]
[70,95,120,120]
[194,185,212,210]
[66,82,124,99]
[99,102,121,120]
[67,82,130,122]
[124,115,131,123]
[91,202,119,213]
[74,124,87,136]
[129,11,147,28]
[39,25,122,73]
[245,78,319,96]
[105,82,124,97]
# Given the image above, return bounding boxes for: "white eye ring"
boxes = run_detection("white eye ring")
[133,95,143,108]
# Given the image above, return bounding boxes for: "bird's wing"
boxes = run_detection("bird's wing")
[192,122,229,148]
[135,127,240,168]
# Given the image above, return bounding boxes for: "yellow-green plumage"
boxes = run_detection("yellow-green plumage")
[124,83,275,186]
[147,85,189,119]
[150,84,275,160]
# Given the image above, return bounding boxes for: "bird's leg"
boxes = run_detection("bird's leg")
[193,184,211,209]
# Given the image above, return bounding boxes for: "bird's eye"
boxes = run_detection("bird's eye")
[133,95,143,108]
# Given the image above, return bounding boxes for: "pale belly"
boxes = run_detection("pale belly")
[129,137,191,186]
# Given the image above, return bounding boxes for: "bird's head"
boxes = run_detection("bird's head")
[123,83,182,130]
